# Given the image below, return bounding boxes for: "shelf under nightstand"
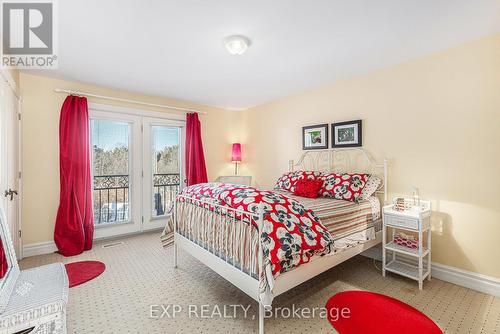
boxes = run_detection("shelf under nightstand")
[385,241,429,258]
[385,260,431,282]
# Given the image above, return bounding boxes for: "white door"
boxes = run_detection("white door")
[90,110,143,239]
[0,75,21,258]
[142,118,185,230]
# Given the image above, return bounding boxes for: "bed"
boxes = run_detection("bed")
[164,148,388,334]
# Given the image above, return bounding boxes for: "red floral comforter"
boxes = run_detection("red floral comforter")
[179,183,334,275]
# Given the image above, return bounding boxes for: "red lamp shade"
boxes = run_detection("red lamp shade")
[231,143,241,162]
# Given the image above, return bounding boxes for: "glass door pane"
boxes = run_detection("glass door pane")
[90,110,142,239]
[91,119,131,225]
[143,117,184,231]
[151,126,180,218]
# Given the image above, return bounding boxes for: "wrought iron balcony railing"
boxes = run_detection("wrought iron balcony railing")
[93,173,180,225]
[153,173,181,217]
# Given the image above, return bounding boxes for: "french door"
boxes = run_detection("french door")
[142,118,184,230]
[0,74,21,258]
[90,109,184,239]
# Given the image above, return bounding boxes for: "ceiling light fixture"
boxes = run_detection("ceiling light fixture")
[224,35,251,55]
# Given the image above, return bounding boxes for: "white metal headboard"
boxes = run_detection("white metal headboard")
[289,148,388,203]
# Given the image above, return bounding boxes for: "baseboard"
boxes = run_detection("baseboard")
[21,229,163,258]
[22,241,57,258]
[431,263,500,297]
[361,246,500,297]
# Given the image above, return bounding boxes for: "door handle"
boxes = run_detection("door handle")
[4,189,18,201]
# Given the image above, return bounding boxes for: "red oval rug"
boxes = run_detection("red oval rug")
[65,261,106,288]
[326,291,442,334]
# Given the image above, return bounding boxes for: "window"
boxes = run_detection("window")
[151,126,181,218]
[91,119,131,225]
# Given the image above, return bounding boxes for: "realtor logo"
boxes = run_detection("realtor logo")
[1,0,58,68]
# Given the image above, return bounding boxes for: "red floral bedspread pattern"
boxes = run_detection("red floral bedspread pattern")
[179,183,334,275]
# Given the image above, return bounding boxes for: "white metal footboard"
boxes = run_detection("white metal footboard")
[173,195,267,333]
[172,194,383,334]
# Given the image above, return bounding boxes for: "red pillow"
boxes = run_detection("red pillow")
[274,170,323,192]
[293,178,323,198]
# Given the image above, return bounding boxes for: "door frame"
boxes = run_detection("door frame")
[88,103,186,239]
[89,109,143,239]
[89,103,185,122]
[0,69,22,259]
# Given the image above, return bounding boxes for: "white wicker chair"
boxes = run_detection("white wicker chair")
[0,208,68,334]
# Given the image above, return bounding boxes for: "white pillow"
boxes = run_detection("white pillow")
[360,175,382,200]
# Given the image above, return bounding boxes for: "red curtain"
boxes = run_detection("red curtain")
[54,96,94,256]
[185,113,208,186]
[0,239,7,278]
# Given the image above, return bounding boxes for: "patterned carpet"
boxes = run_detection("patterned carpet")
[20,232,500,334]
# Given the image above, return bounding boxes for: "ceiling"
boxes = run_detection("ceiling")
[31,0,500,110]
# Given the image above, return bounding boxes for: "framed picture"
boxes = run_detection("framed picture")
[332,120,362,147]
[302,124,328,150]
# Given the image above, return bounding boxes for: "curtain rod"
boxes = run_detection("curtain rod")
[53,88,207,114]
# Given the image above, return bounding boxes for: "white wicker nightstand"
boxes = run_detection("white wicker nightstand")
[216,175,252,186]
[382,198,432,290]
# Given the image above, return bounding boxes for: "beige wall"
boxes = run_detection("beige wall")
[241,34,500,279]
[20,73,239,245]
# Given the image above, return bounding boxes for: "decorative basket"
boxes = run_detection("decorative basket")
[394,233,418,250]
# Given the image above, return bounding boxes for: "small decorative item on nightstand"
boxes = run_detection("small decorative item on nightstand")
[394,197,406,211]
[382,198,432,290]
